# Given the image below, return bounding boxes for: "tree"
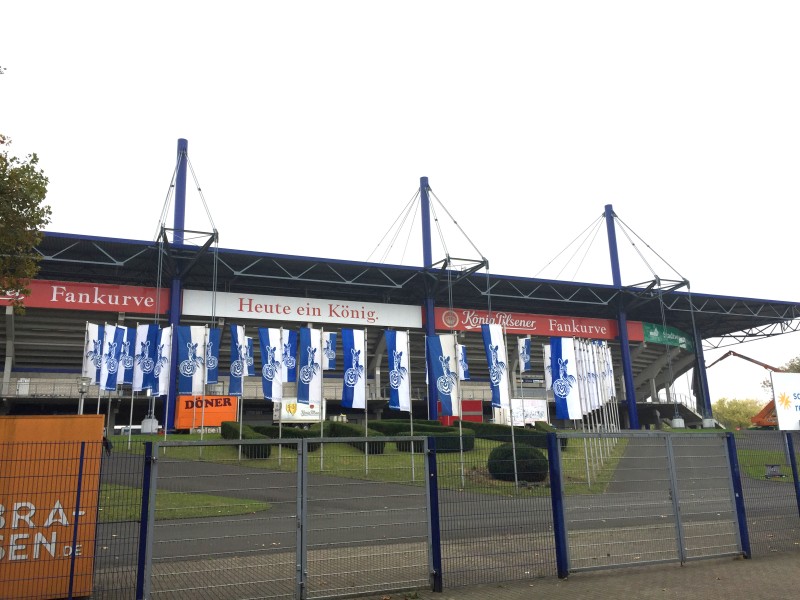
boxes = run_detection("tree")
[760,356,800,393]
[711,398,766,430]
[0,134,51,313]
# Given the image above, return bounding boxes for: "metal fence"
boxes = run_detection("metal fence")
[555,432,742,572]
[3,430,800,600]
[141,437,430,600]
[435,436,556,586]
[731,431,800,556]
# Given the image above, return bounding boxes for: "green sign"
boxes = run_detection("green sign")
[643,323,694,351]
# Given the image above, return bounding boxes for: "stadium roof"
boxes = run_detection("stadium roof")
[36,231,800,347]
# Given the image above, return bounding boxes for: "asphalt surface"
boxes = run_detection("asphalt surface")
[356,552,800,600]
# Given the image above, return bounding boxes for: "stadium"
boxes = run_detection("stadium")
[3,140,800,434]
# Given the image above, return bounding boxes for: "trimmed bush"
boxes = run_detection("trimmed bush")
[487,443,548,483]
[533,421,568,449]
[220,421,271,459]
[454,420,547,449]
[252,425,320,452]
[369,420,443,435]
[395,428,475,453]
[312,421,386,455]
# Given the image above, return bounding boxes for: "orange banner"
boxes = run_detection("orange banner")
[175,395,239,430]
[0,415,104,600]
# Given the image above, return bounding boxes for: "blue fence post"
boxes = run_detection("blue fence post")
[725,433,751,559]
[547,432,569,578]
[426,436,443,592]
[136,442,156,599]
[785,432,800,518]
[67,442,86,600]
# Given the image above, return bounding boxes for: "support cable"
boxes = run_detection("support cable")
[614,216,686,282]
[429,190,487,262]
[153,155,181,241]
[534,215,604,278]
[187,158,217,232]
[366,190,420,263]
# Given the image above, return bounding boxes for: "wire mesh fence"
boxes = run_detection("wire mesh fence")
[147,439,300,600]
[557,432,742,571]
[559,433,680,570]
[436,433,557,587]
[92,442,147,599]
[4,429,800,599]
[303,437,430,599]
[732,430,800,556]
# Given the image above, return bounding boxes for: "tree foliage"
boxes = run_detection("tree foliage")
[0,134,51,313]
[712,398,766,430]
[760,356,800,393]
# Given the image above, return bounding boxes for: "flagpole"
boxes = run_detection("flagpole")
[278,327,283,467]
[128,388,135,450]
[201,326,208,443]
[455,335,465,489]
[319,327,325,472]
[407,331,415,482]
[503,325,518,488]
[575,338,592,486]
[80,322,89,415]
[238,326,245,462]
[97,321,106,414]
[363,328,369,475]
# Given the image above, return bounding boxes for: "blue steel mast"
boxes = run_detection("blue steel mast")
[604,204,639,429]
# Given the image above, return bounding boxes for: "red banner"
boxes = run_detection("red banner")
[1,280,170,314]
[434,307,644,341]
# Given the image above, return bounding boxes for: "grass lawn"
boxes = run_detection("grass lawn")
[114,430,630,497]
[98,482,271,522]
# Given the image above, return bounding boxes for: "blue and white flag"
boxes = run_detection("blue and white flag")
[246,336,256,377]
[297,327,322,405]
[550,337,581,420]
[518,337,532,375]
[229,324,248,397]
[281,329,298,383]
[134,324,159,392]
[155,325,172,397]
[177,325,208,395]
[456,344,470,381]
[205,327,221,385]
[543,344,552,390]
[481,324,509,409]
[386,330,410,412]
[120,326,136,385]
[426,333,459,417]
[100,324,125,391]
[322,331,337,370]
[340,328,366,409]
[82,322,104,384]
[258,328,283,401]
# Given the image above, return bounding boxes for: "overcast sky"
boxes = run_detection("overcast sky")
[3,1,799,403]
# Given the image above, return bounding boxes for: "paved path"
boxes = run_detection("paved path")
[356,551,800,600]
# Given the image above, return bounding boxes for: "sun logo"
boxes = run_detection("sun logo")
[778,392,792,410]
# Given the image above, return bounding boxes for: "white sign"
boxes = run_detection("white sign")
[494,399,549,426]
[273,398,326,423]
[183,290,422,328]
[771,372,800,431]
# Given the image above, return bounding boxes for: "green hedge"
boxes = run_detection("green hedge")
[487,443,548,482]
[252,425,320,452]
[369,421,445,436]
[454,420,547,449]
[395,428,475,453]
[220,421,271,459]
[310,421,386,455]
[532,421,568,449]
